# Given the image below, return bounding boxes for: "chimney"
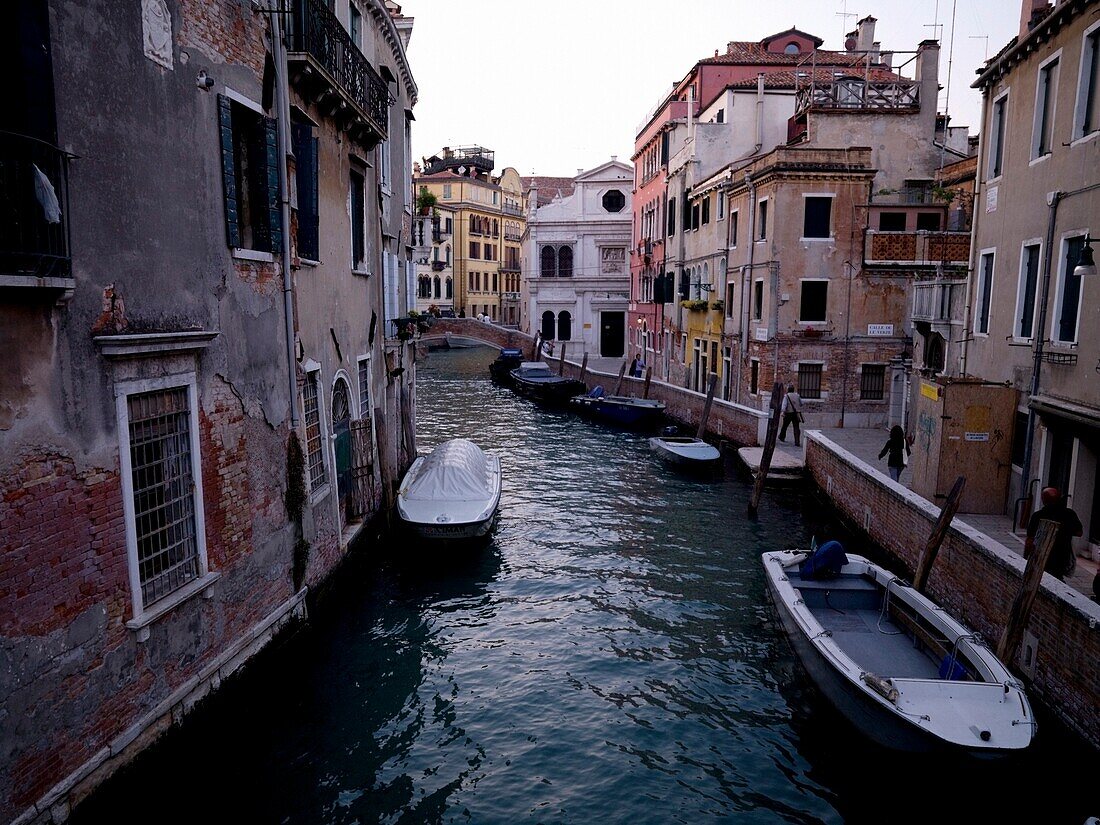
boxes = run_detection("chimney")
[915,40,941,132]
[870,41,881,64]
[880,50,893,70]
[857,16,877,52]
[1019,0,1051,37]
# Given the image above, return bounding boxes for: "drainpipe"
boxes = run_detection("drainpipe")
[270,3,299,428]
[755,73,764,152]
[738,172,757,403]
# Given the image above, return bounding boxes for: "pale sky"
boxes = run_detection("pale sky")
[404,0,1017,177]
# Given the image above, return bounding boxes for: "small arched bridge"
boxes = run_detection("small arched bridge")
[420,318,538,354]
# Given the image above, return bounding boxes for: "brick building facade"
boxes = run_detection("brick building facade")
[0,1,417,821]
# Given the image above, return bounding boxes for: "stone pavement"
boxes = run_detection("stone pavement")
[813,426,1098,599]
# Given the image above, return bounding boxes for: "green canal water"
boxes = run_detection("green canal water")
[72,347,1096,823]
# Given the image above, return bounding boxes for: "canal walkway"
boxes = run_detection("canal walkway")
[815,425,1099,599]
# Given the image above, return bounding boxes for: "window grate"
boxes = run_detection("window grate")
[358,360,371,419]
[860,364,886,400]
[127,388,199,607]
[798,363,823,399]
[303,372,327,491]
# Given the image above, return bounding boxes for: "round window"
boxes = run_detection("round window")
[602,190,625,213]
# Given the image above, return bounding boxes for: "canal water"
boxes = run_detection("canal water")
[73,347,1096,824]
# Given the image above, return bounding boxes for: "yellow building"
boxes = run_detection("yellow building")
[415,147,526,321]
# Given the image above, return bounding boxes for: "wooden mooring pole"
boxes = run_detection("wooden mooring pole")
[615,361,627,396]
[912,476,966,593]
[373,405,394,529]
[643,366,652,399]
[748,382,785,517]
[579,352,589,386]
[531,333,542,361]
[558,342,567,376]
[996,519,1058,663]
[696,372,718,440]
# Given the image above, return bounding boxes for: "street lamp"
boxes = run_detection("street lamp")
[1073,235,1095,278]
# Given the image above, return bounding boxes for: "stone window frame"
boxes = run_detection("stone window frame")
[798,278,829,324]
[115,371,217,635]
[1071,20,1100,144]
[987,89,1010,181]
[1030,49,1062,163]
[756,197,769,242]
[859,363,888,402]
[1050,229,1089,345]
[801,193,835,241]
[974,248,996,336]
[796,361,826,401]
[302,360,331,502]
[1012,237,1044,341]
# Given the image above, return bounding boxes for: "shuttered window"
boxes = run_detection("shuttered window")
[292,121,319,261]
[218,94,281,253]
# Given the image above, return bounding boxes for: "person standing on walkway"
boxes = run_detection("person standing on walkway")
[1024,487,1083,581]
[878,425,912,483]
[629,354,639,379]
[778,384,803,447]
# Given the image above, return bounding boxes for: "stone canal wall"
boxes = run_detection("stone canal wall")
[422,319,767,446]
[804,431,1100,748]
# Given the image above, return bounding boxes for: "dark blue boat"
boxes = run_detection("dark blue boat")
[569,386,666,428]
[509,362,587,405]
[489,348,525,383]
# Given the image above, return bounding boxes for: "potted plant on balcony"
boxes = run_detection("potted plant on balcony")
[710,299,725,313]
[416,187,437,216]
[680,299,709,312]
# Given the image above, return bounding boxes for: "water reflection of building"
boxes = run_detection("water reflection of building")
[522,160,633,358]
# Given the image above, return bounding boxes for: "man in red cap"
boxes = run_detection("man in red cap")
[1024,487,1083,581]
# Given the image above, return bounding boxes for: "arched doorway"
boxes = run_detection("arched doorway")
[331,377,352,521]
[557,310,572,341]
[541,310,555,340]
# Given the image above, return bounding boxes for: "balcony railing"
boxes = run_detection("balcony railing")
[795,79,919,115]
[502,203,523,216]
[865,230,970,266]
[501,262,520,272]
[287,0,390,145]
[504,230,522,241]
[912,279,966,324]
[0,131,73,282]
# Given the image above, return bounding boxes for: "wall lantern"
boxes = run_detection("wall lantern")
[1073,235,1095,278]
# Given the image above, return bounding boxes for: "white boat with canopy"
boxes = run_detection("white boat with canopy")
[397,439,501,539]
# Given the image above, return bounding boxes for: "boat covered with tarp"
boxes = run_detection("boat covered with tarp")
[397,439,501,539]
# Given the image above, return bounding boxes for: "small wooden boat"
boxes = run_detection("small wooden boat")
[397,439,501,539]
[569,387,665,428]
[509,362,586,405]
[649,435,720,466]
[489,347,524,383]
[443,332,482,348]
[763,547,1034,755]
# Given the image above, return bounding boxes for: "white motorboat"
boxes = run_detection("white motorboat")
[649,435,720,466]
[397,439,501,539]
[443,332,482,349]
[763,547,1035,755]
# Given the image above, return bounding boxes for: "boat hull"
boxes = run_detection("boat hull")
[763,550,1034,756]
[571,396,665,428]
[511,375,586,405]
[401,512,496,540]
[649,437,721,466]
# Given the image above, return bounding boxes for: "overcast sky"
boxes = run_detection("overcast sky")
[404,1,1017,177]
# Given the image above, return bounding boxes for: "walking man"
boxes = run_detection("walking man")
[778,384,803,447]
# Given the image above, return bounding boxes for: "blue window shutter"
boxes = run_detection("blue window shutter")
[217,94,240,249]
[264,116,282,252]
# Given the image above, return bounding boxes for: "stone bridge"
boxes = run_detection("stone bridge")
[420,318,538,355]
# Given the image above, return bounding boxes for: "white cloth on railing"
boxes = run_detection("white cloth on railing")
[32,164,62,224]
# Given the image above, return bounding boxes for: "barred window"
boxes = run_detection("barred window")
[860,364,886,400]
[303,371,327,491]
[358,357,372,418]
[126,387,200,607]
[798,363,823,399]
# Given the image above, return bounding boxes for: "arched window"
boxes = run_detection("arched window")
[541,246,556,277]
[924,333,945,374]
[690,266,701,299]
[559,246,573,278]
[557,311,572,341]
[433,276,441,298]
[784,41,800,55]
[541,310,556,340]
[418,276,431,298]
[703,262,710,298]
[445,245,451,265]
[445,277,453,299]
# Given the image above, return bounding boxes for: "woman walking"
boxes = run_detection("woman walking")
[878,425,912,483]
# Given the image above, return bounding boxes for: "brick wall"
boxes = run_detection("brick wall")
[804,431,1100,747]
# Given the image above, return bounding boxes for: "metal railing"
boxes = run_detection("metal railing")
[865,230,970,265]
[0,131,72,279]
[502,203,523,216]
[287,0,390,138]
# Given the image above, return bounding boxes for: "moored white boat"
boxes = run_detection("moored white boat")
[397,439,501,539]
[763,547,1035,755]
[649,435,720,466]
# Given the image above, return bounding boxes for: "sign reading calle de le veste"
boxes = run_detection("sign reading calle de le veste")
[867,324,894,336]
